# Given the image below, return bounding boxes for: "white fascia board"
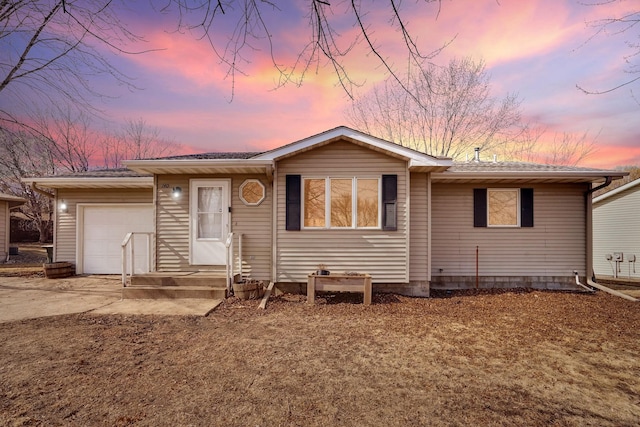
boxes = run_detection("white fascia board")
[253,126,449,166]
[409,158,454,170]
[21,176,154,189]
[123,158,273,173]
[593,177,640,204]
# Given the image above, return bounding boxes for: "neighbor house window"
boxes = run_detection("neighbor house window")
[474,188,534,228]
[488,189,519,226]
[303,177,380,229]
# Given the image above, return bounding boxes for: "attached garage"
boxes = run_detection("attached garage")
[23,172,154,275]
[78,204,154,274]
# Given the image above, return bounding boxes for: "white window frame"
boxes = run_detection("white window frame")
[487,188,520,228]
[301,177,381,230]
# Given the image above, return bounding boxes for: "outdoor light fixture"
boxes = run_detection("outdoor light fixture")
[59,200,68,213]
[172,186,182,199]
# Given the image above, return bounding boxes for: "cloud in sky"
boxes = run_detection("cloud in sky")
[14,0,636,169]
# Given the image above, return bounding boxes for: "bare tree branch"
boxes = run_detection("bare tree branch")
[577,0,640,100]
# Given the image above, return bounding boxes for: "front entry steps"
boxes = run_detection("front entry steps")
[123,272,228,300]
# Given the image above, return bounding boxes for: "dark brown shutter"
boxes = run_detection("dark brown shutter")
[286,175,301,231]
[473,188,487,227]
[521,188,534,227]
[382,175,397,231]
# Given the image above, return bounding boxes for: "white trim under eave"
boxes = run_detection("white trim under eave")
[22,177,154,189]
[122,159,274,175]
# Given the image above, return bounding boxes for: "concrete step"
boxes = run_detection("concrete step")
[130,273,227,288]
[122,286,228,300]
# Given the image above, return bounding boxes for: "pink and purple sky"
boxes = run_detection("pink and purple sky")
[21,1,640,168]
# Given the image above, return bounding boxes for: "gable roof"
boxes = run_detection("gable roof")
[122,126,453,175]
[593,177,640,204]
[252,126,453,172]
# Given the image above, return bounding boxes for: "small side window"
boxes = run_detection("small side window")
[488,188,519,227]
[239,179,266,206]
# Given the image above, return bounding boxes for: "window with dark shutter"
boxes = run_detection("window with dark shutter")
[521,188,534,227]
[473,188,487,227]
[286,175,301,230]
[382,174,397,231]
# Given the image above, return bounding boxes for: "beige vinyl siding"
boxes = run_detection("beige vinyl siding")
[55,189,153,264]
[156,174,272,280]
[0,201,8,259]
[593,185,640,279]
[275,139,408,283]
[231,176,272,280]
[409,173,428,282]
[156,175,189,270]
[431,183,587,277]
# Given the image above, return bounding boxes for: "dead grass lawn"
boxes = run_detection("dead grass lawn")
[0,289,639,426]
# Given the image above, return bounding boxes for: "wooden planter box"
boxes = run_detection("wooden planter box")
[307,273,372,305]
[43,262,75,279]
[233,280,265,300]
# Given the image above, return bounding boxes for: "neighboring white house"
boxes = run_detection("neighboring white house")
[593,178,640,280]
[0,192,26,262]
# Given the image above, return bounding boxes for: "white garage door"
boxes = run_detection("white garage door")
[81,205,154,274]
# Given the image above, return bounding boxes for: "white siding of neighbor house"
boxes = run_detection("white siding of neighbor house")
[409,173,429,283]
[0,201,8,260]
[55,189,153,264]
[275,139,409,283]
[431,183,587,277]
[155,174,272,281]
[593,184,640,279]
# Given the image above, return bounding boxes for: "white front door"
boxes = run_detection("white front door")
[190,179,230,265]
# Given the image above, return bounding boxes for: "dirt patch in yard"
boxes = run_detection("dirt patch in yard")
[0,287,638,426]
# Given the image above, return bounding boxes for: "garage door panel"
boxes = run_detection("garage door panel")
[82,205,154,274]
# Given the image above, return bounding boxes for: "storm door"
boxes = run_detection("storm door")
[190,179,230,265]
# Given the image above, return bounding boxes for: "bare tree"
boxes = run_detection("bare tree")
[101,118,181,168]
[346,57,524,159]
[0,0,144,130]
[0,129,54,242]
[165,0,448,99]
[577,1,640,100]
[32,107,99,173]
[501,130,599,167]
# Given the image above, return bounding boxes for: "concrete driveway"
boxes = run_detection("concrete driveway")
[0,275,221,323]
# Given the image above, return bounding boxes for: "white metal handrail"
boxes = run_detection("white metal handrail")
[225,232,234,290]
[121,232,155,286]
[224,232,245,290]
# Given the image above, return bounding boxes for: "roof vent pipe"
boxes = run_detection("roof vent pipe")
[474,147,480,162]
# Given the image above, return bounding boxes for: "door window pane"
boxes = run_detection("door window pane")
[330,179,353,227]
[198,187,223,238]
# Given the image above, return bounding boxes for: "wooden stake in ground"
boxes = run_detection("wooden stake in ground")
[258,281,275,310]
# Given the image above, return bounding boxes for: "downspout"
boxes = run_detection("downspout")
[30,182,55,199]
[584,176,613,283]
